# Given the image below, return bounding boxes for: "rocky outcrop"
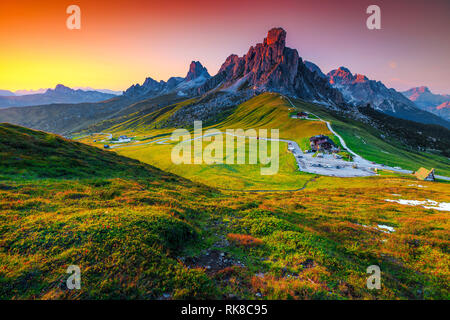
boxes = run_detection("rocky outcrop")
[198,28,345,106]
[327,67,450,128]
[401,86,450,121]
[123,61,210,98]
[185,61,210,81]
[304,61,327,79]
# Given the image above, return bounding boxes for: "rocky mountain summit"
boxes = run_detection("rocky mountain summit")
[185,61,211,82]
[325,67,449,128]
[401,86,450,108]
[198,28,344,106]
[123,61,211,98]
[402,87,450,121]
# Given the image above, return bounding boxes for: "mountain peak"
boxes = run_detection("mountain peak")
[418,86,430,92]
[337,66,351,74]
[46,84,73,94]
[354,74,368,83]
[328,67,355,85]
[197,27,344,105]
[411,86,431,94]
[185,61,210,81]
[264,27,286,47]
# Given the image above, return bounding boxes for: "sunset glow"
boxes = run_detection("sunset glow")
[1,0,449,93]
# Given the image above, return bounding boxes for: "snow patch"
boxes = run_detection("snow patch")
[385,199,450,211]
[377,224,395,233]
[356,223,395,233]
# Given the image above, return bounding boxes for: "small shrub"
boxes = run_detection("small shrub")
[227,233,263,247]
[243,217,296,236]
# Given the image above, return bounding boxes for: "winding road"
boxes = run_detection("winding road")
[79,97,450,182]
[284,96,450,181]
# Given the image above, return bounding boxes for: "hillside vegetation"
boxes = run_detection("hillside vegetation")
[290,98,450,176]
[0,123,178,181]
[1,123,449,299]
[79,93,450,190]
[81,93,333,190]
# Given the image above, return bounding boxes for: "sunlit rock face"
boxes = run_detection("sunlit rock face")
[199,27,345,106]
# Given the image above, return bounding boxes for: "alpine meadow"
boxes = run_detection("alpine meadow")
[1,0,449,303]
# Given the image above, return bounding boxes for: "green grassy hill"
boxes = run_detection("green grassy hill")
[0,123,185,181]
[79,93,333,190]
[82,93,188,134]
[78,92,450,190]
[0,123,218,299]
[1,123,449,300]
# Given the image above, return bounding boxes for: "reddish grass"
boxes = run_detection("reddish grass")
[227,233,263,247]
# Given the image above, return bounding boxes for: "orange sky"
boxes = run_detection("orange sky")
[1,0,449,93]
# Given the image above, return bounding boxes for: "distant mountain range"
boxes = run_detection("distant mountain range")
[303,62,449,128]
[0,85,118,108]
[123,61,211,99]
[401,86,450,121]
[12,89,47,96]
[0,90,16,96]
[122,29,344,107]
[0,87,122,97]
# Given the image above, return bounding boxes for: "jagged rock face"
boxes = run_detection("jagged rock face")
[199,27,344,105]
[327,67,450,128]
[124,61,210,98]
[123,77,167,97]
[185,61,210,81]
[215,28,298,91]
[328,67,395,106]
[437,101,450,110]
[328,67,419,108]
[304,61,327,79]
[434,101,450,121]
[402,86,450,108]
[401,87,450,121]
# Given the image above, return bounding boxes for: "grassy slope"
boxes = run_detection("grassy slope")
[0,96,133,135]
[1,123,449,299]
[291,98,450,176]
[213,93,330,145]
[94,92,450,190]
[83,93,188,134]
[0,123,218,299]
[0,123,178,181]
[90,93,331,190]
